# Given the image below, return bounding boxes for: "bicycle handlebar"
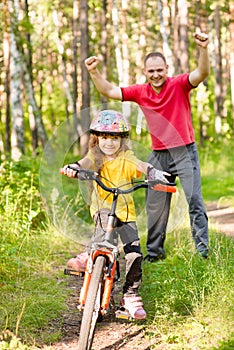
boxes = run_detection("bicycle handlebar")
[60,166,176,194]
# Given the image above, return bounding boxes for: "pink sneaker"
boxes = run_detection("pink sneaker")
[67,251,89,272]
[121,294,146,320]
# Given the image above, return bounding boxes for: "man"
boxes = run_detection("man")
[85,32,210,260]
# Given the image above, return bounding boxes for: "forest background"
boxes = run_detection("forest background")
[0,0,234,159]
[0,0,234,349]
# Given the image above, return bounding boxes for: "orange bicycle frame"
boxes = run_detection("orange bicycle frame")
[78,248,117,315]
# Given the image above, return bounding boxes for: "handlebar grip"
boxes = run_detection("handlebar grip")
[60,165,80,177]
[152,183,176,193]
[59,167,79,175]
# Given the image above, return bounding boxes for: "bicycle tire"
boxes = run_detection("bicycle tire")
[78,255,106,350]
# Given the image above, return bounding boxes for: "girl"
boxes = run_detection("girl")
[62,110,168,319]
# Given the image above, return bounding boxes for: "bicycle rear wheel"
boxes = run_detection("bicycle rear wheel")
[78,255,106,350]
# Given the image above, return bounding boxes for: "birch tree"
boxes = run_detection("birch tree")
[8,0,48,159]
[3,0,11,155]
[8,0,24,160]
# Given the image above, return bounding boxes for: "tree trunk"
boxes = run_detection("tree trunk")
[158,0,174,75]
[229,1,234,124]
[100,0,108,109]
[214,5,223,134]
[194,0,209,146]
[8,0,24,160]
[121,0,129,86]
[72,0,79,155]
[135,0,147,83]
[53,7,82,154]
[177,0,189,73]
[22,60,48,147]
[80,0,90,157]
[24,0,38,152]
[171,0,180,74]
[112,0,123,84]
[3,0,11,155]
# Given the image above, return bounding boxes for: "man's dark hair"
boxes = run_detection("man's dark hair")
[144,52,167,66]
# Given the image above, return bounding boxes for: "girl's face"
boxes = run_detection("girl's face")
[98,135,121,158]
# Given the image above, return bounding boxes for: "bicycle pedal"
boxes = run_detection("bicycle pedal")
[64,268,84,277]
[115,306,131,320]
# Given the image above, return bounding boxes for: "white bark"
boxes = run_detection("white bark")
[8,0,24,160]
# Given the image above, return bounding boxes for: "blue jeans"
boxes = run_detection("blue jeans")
[146,143,209,257]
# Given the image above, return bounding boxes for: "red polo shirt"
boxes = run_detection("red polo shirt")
[121,73,195,150]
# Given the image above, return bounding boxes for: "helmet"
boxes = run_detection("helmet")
[90,110,129,136]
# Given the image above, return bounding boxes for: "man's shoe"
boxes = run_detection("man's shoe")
[144,254,166,262]
[197,249,209,259]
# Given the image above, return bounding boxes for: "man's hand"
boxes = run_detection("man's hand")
[193,32,209,48]
[85,56,100,72]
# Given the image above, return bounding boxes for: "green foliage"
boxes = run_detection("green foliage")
[1,143,234,348]
[0,227,71,346]
[0,157,46,236]
[0,157,73,346]
[0,330,33,350]
[140,228,234,349]
[199,141,234,202]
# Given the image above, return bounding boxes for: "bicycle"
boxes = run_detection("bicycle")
[61,166,176,350]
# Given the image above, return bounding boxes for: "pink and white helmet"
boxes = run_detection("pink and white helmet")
[90,110,129,136]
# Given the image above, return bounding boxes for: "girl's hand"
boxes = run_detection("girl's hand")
[60,163,80,178]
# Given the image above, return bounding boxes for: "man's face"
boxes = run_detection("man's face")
[144,57,168,93]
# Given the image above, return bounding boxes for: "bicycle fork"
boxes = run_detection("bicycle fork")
[78,249,117,316]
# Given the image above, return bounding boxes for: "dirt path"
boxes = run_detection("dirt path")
[41,203,234,350]
[206,202,234,237]
[42,270,154,350]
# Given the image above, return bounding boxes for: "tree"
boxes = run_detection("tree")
[177,0,189,72]
[0,0,233,162]
[3,0,11,155]
[213,4,224,134]
[158,0,174,75]
[8,0,25,160]
[72,0,79,154]
[80,0,90,156]
[229,1,234,123]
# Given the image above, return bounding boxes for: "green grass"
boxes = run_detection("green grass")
[199,142,234,204]
[140,227,234,349]
[1,141,234,349]
[0,226,74,346]
[0,158,77,348]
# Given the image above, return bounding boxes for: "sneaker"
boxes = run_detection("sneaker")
[67,251,89,272]
[197,249,209,259]
[121,294,146,320]
[144,254,166,262]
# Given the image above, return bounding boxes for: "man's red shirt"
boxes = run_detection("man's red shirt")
[121,73,195,150]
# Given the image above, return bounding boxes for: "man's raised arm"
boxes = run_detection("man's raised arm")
[189,32,210,87]
[85,56,122,100]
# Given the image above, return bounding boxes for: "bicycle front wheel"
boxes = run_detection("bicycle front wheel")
[78,255,105,350]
